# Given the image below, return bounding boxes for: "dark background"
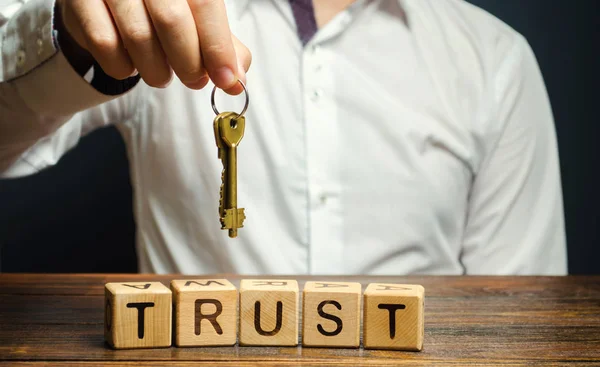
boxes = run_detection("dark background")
[1,0,598,274]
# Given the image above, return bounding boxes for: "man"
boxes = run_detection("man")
[0,0,567,275]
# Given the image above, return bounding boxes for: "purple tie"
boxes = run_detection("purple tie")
[289,0,318,46]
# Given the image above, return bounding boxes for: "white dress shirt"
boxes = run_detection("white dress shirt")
[0,0,567,275]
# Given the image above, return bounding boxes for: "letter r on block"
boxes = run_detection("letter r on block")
[171,279,238,347]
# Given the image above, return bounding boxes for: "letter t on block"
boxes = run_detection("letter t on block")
[363,283,424,351]
[104,282,172,349]
[171,279,238,346]
[239,279,299,346]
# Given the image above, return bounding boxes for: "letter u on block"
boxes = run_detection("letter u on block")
[171,279,238,347]
[239,279,299,346]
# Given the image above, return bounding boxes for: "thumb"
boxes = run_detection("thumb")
[224,35,252,96]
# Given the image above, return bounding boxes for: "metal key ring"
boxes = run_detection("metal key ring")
[211,80,249,118]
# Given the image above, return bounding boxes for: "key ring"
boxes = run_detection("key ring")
[211,80,249,118]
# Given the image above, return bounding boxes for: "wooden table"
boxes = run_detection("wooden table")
[0,274,599,366]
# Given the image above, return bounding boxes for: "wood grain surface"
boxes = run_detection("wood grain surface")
[0,274,599,366]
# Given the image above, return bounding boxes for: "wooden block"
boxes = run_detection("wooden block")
[363,283,424,351]
[104,282,172,349]
[239,279,299,346]
[171,279,238,347]
[302,281,361,348]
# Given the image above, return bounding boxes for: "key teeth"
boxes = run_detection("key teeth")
[219,166,225,217]
[220,208,246,229]
[238,208,246,226]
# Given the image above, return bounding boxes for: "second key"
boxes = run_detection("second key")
[219,114,246,237]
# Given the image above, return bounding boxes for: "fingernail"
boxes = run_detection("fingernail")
[129,69,139,77]
[216,67,236,87]
[237,59,247,83]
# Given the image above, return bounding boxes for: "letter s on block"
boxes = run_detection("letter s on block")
[317,300,343,337]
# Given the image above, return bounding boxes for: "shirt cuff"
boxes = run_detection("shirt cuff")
[50,0,141,96]
[2,0,140,117]
[88,60,141,96]
[1,0,58,83]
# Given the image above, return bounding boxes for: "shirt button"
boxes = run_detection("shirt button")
[16,50,26,67]
[319,194,328,205]
[37,39,44,55]
[314,64,322,72]
[311,89,323,102]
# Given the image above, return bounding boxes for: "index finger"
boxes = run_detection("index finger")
[188,0,239,90]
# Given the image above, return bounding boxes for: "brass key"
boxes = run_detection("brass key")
[211,80,249,238]
[213,112,229,222]
[215,112,246,237]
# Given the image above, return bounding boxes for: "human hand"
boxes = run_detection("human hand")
[56,0,251,95]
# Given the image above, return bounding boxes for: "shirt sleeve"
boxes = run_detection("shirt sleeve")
[0,0,141,177]
[460,35,568,275]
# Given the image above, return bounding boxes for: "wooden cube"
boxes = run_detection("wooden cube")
[171,279,238,347]
[104,282,172,349]
[363,283,424,351]
[302,281,361,348]
[239,279,299,346]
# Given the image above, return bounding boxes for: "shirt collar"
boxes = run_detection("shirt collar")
[232,0,408,20]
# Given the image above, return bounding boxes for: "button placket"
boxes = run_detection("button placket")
[302,42,344,274]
